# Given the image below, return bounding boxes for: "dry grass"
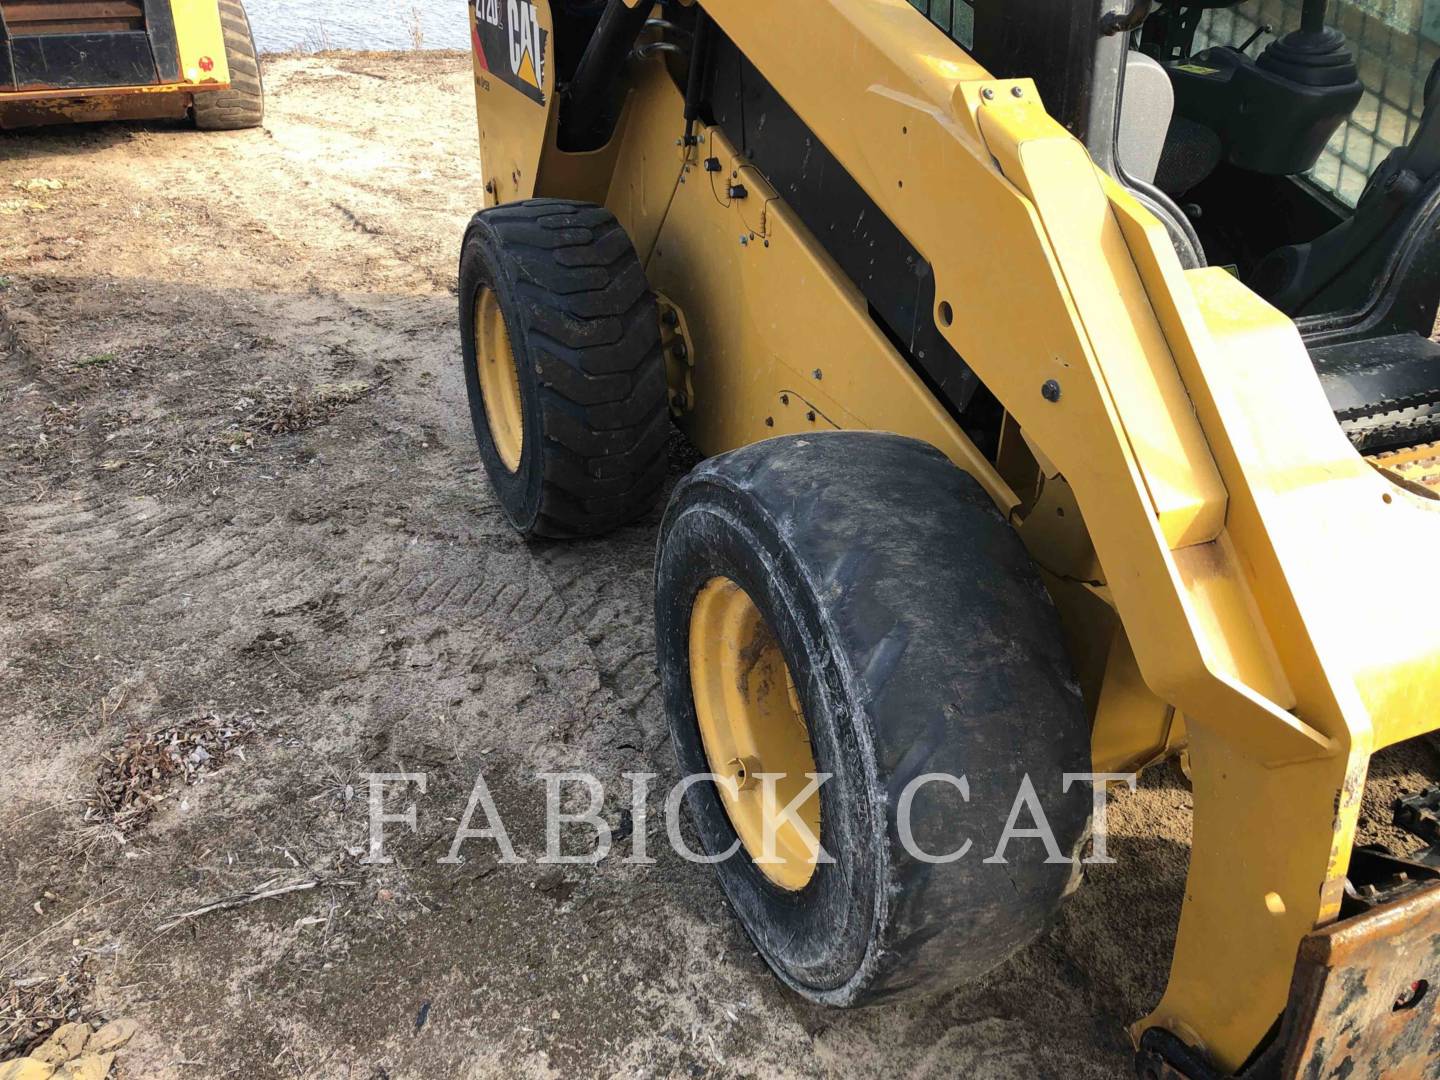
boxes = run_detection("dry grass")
[266,6,434,56]
[301,21,333,54]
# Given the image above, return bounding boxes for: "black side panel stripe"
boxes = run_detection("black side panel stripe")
[0,5,14,90]
[706,28,983,420]
[144,0,181,83]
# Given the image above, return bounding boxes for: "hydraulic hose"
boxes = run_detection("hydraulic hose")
[558,0,654,150]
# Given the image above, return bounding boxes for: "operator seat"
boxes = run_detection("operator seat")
[1118,51,1177,185]
[1118,49,1221,197]
[1155,117,1224,195]
[1134,0,1246,196]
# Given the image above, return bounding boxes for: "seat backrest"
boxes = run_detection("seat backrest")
[1118,50,1175,185]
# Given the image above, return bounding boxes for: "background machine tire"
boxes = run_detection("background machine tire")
[192,0,264,131]
[655,431,1091,1005]
[459,198,668,538]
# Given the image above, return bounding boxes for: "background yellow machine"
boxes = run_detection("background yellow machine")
[457,0,1440,1075]
[0,0,261,129]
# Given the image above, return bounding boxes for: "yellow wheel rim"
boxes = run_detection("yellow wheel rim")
[689,577,821,891]
[474,286,524,472]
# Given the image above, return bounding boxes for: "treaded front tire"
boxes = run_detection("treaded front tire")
[193,0,264,130]
[459,198,668,538]
[656,431,1091,1004]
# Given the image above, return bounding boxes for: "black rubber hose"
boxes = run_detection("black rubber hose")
[559,0,654,150]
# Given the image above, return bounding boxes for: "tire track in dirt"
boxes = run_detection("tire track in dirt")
[3,466,662,760]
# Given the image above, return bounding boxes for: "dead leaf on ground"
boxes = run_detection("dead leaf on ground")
[84,713,263,834]
[0,957,94,1060]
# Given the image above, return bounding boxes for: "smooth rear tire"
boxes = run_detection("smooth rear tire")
[656,431,1091,1004]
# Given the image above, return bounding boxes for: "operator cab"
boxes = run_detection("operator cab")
[912,0,1440,492]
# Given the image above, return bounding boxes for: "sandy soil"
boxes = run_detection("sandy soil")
[1,52,1436,1080]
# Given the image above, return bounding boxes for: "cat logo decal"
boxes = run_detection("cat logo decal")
[472,0,548,106]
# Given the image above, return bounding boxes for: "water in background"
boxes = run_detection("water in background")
[244,0,470,54]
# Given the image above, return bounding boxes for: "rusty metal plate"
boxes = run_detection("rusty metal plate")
[1280,881,1440,1079]
[0,87,190,128]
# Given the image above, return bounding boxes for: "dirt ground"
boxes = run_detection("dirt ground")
[1,51,1437,1080]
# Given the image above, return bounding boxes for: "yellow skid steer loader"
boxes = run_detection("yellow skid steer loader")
[0,0,262,130]
[457,0,1440,1075]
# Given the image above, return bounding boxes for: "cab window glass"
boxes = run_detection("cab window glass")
[1196,0,1440,203]
[906,0,976,51]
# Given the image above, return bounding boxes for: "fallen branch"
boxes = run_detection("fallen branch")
[155,878,359,932]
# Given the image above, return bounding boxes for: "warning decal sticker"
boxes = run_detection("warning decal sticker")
[472,0,549,106]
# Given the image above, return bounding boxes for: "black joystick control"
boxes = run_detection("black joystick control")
[1258,20,1359,89]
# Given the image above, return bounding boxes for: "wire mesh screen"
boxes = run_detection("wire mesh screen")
[1196,0,1439,205]
[903,1,1429,206]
